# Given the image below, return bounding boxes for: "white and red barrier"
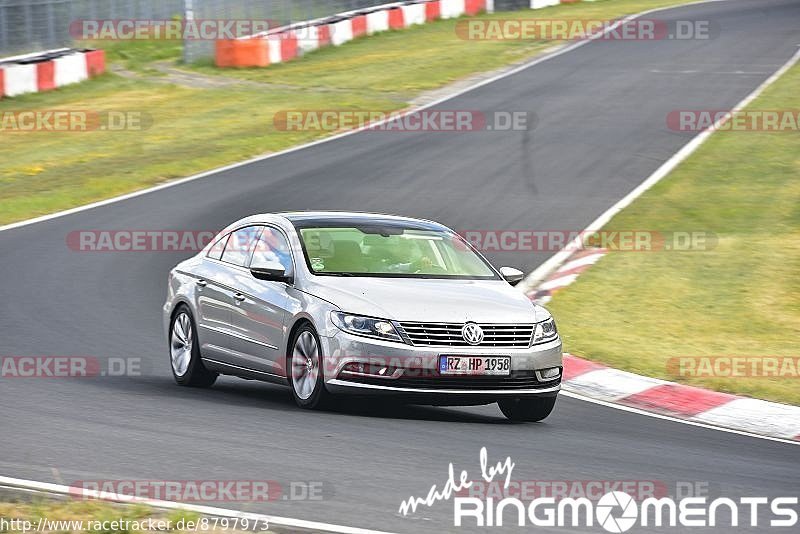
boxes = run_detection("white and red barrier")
[214,0,582,68]
[531,0,562,8]
[561,353,800,441]
[0,49,105,99]
[401,3,428,26]
[366,9,390,35]
[216,0,489,68]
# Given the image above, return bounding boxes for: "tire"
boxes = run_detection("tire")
[498,396,557,422]
[289,323,332,410]
[169,305,218,387]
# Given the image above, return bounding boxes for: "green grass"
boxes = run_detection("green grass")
[0,499,151,533]
[548,63,800,405]
[1,0,694,225]
[100,39,184,72]
[0,499,259,534]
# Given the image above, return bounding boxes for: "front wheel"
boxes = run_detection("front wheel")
[498,396,557,422]
[169,305,217,387]
[289,324,332,410]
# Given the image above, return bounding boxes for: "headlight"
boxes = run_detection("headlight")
[532,317,558,345]
[331,311,401,342]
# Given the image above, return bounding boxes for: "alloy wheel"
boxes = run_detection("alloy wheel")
[292,331,320,400]
[170,312,193,377]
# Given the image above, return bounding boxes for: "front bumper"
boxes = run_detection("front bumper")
[320,329,562,400]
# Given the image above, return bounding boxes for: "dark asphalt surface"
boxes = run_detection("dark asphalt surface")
[2,1,799,532]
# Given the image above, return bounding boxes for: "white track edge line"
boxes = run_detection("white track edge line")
[559,390,800,446]
[0,476,398,534]
[520,40,800,291]
[0,0,728,234]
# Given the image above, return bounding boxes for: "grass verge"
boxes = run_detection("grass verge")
[548,63,800,405]
[1,0,693,226]
[0,498,241,534]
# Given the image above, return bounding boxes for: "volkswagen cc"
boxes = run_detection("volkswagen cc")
[163,212,563,421]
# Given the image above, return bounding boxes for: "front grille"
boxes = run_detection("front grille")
[344,371,558,391]
[396,322,533,348]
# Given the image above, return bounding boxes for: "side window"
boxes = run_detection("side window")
[206,234,229,261]
[251,227,293,274]
[221,226,262,267]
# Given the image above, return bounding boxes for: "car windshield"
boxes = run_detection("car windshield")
[296,225,499,279]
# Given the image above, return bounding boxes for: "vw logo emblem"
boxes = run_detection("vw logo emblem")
[461,322,484,345]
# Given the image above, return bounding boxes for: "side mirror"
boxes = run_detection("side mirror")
[499,266,524,286]
[250,258,292,283]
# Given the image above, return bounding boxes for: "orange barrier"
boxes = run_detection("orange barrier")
[215,38,268,68]
[0,69,4,98]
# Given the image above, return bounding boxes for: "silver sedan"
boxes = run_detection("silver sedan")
[163,212,563,421]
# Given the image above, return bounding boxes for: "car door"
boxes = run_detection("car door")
[192,233,238,363]
[197,225,262,367]
[226,226,293,377]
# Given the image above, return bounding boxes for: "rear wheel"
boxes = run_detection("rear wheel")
[498,396,557,422]
[289,324,332,410]
[169,305,217,387]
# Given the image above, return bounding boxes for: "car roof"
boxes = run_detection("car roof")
[277,211,447,231]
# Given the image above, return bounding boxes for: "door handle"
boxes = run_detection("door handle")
[234,293,246,303]
[196,279,208,288]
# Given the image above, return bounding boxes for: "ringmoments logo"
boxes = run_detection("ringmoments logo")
[398,448,799,530]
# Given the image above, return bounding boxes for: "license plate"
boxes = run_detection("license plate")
[439,355,511,376]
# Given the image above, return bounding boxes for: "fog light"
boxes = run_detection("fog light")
[341,362,398,378]
[344,362,368,374]
[537,367,561,381]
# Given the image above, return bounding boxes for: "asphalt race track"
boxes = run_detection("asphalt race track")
[1,1,799,532]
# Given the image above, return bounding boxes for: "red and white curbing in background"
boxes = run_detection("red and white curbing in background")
[527,247,607,305]
[217,0,582,67]
[217,0,492,67]
[526,251,800,441]
[0,48,106,99]
[561,354,800,441]
[531,0,564,8]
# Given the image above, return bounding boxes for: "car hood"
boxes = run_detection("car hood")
[302,276,546,324]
